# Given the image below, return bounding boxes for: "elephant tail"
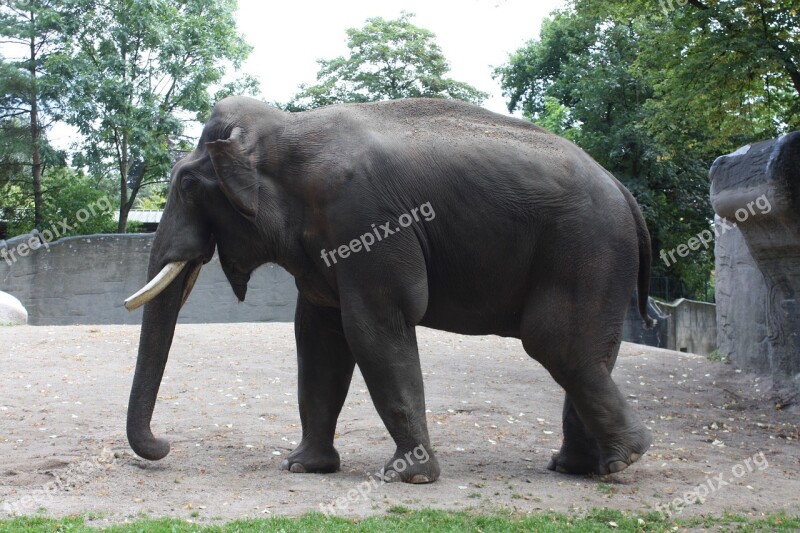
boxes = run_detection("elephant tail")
[611,173,655,329]
[633,207,656,329]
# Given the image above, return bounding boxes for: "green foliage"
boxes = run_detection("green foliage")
[706,349,730,363]
[0,117,67,237]
[2,167,116,238]
[134,190,168,211]
[494,1,798,301]
[0,119,66,184]
[0,119,32,189]
[1,0,256,236]
[577,0,799,150]
[0,0,63,117]
[287,13,487,111]
[0,0,65,229]
[50,0,258,232]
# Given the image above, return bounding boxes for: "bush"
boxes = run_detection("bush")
[2,167,117,238]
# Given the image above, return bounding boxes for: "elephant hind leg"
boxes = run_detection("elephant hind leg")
[547,394,603,474]
[520,281,651,475]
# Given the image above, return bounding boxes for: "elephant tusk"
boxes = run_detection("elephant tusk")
[124,261,188,311]
[180,262,202,309]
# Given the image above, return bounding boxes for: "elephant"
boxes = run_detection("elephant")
[124,96,654,483]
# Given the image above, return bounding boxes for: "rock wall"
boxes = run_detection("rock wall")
[710,133,800,385]
[714,216,771,371]
[0,233,297,325]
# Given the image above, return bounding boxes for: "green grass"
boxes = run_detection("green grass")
[596,483,617,496]
[706,349,730,363]
[0,509,798,532]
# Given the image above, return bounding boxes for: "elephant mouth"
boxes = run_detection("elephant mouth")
[124,235,216,312]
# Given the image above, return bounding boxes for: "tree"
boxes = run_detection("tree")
[287,13,487,111]
[0,0,63,230]
[494,2,797,301]
[52,0,258,232]
[0,117,67,234]
[494,10,708,298]
[576,0,799,151]
[2,166,117,238]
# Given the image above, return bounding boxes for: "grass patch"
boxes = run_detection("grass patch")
[0,509,798,532]
[596,482,617,496]
[706,350,730,363]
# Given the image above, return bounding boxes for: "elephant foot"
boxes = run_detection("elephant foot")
[281,439,340,474]
[547,446,601,475]
[548,425,652,475]
[596,423,652,475]
[378,446,440,484]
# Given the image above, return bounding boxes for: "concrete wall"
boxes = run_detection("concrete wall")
[623,294,670,349]
[655,298,717,356]
[1,233,718,356]
[0,233,297,325]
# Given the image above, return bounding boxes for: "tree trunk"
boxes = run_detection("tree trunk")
[28,10,43,231]
[117,127,130,233]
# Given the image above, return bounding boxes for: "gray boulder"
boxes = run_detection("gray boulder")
[0,291,27,325]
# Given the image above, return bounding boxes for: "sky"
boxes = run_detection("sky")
[48,0,564,150]
[234,0,565,115]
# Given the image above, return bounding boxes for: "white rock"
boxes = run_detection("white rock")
[0,291,27,325]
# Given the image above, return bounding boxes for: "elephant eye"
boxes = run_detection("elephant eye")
[181,174,198,193]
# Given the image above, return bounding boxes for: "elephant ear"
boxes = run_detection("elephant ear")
[206,128,259,221]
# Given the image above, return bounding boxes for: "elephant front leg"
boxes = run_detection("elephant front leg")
[341,311,440,484]
[282,296,355,474]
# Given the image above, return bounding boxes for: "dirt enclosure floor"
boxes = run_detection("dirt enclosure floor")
[1,323,798,524]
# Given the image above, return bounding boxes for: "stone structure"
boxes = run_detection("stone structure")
[0,290,27,325]
[655,298,717,356]
[0,233,296,325]
[711,132,800,385]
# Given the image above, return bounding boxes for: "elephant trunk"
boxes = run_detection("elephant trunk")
[126,262,190,461]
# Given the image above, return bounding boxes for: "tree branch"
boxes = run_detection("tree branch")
[687,0,710,9]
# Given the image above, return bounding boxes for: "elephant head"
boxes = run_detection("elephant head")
[124,97,291,460]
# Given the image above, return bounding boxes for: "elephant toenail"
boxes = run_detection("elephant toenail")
[280,459,290,470]
[410,474,431,484]
[383,470,400,483]
[630,453,641,463]
[289,462,307,473]
[607,460,629,473]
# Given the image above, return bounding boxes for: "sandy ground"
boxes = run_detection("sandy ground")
[1,323,798,524]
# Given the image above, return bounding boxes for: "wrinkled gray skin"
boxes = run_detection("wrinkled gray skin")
[128,96,654,482]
